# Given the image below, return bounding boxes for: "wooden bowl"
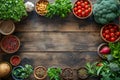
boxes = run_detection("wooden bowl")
[73,0,92,19]
[10,55,21,66]
[77,67,89,79]
[62,68,74,80]
[34,66,47,80]
[35,0,49,16]
[97,43,109,59]
[0,20,15,35]
[100,23,120,43]
[1,35,20,54]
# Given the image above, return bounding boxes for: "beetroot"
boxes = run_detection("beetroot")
[100,46,110,54]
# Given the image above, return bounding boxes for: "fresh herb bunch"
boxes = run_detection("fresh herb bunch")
[47,67,62,80]
[86,61,120,80]
[108,42,120,62]
[45,0,72,18]
[0,0,27,21]
[13,64,33,79]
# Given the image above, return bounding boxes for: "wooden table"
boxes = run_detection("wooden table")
[0,0,119,80]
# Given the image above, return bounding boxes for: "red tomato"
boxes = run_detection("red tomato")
[88,7,91,12]
[110,37,116,42]
[77,1,81,6]
[81,8,85,11]
[80,0,83,3]
[97,63,103,67]
[113,26,118,30]
[74,7,77,11]
[84,1,89,5]
[102,33,106,37]
[110,28,115,32]
[81,11,85,17]
[81,3,85,7]
[75,11,79,16]
[105,34,110,39]
[77,6,81,9]
[116,32,120,36]
[85,5,89,9]
[85,9,89,14]
[78,9,82,13]
[110,33,115,37]
[104,30,110,34]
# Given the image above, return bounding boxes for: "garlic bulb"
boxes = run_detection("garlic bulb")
[25,1,34,12]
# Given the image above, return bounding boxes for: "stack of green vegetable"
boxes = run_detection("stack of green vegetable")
[0,0,27,21]
[86,61,120,80]
[45,0,72,18]
[93,0,120,24]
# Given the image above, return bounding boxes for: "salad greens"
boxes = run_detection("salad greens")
[0,0,27,21]
[45,0,72,18]
[47,67,62,80]
[86,61,120,80]
[13,64,33,79]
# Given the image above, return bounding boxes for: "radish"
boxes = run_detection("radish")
[100,46,110,54]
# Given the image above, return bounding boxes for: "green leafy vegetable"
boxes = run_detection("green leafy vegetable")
[0,0,27,21]
[13,64,33,79]
[93,0,120,24]
[45,0,72,18]
[47,67,62,80]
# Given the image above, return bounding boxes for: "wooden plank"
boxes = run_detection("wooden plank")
[2,51,101,68]
[14,32,103,52]
[15,12,100,32]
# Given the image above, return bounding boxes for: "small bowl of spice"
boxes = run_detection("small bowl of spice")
[0,35,20,53]
[35,0,49,16]
[77,67,89,79]
[10,55,21,66]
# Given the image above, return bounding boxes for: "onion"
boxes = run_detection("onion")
[0,62,11,78]
[100,46,110,54]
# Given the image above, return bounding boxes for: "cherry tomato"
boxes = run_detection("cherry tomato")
[77,1,81,6]
[80,0,83,3]
[85,5,89,9]
[88,7,91,12]
[114,26,118,30]
[85,9,89,14]
[78,9,82,13]
[84,1,89,5]
[110,28,115,32]
[116,32,120,36]
[81,3,85,7]
[104,30,110,34]
[81,8,85,11]
[77,6,82,9]
[81,11,85,17]
[75,11,79,16]
[102,33,106,37]
[110,33,115,37]
[97,63,103,67]
[105,35,110,39]
[74,7,77,11]
[110,37,116,42]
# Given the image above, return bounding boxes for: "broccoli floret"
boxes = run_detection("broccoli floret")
[93,0,120,24]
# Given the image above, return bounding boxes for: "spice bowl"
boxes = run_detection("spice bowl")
[62,68,74,80]
[10,55,21,66]
[34,66,47,80]
[77,67,89,79]
[0,20,15,35]
[1,35,20,54]
[35,0,49,16]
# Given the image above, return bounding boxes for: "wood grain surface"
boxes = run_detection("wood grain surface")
[0,0,120,80]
